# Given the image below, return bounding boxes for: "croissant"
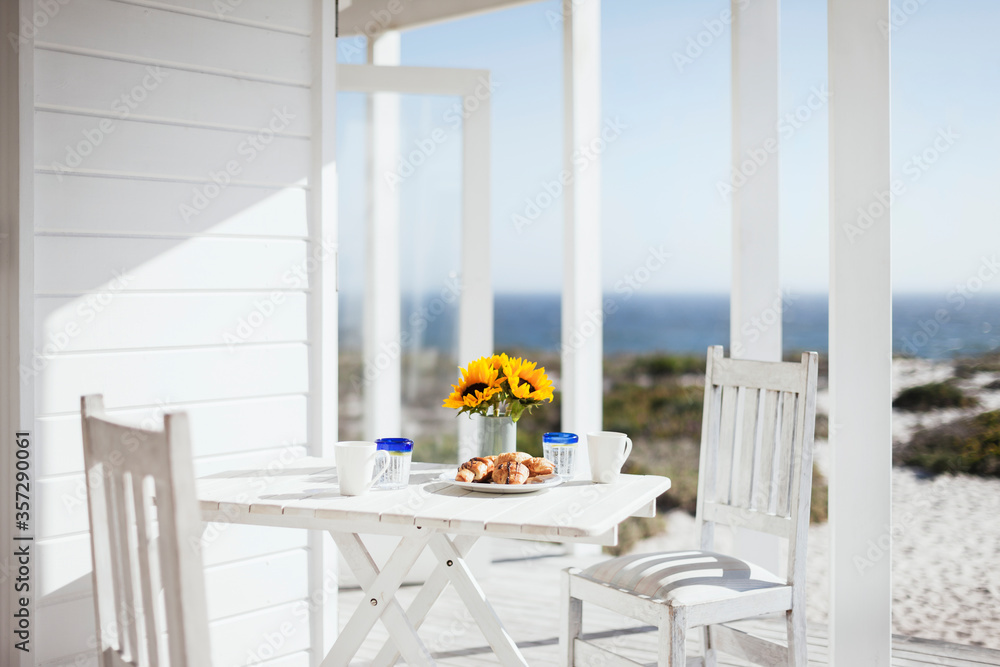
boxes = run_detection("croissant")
[492,461,529,485]
[457,457,494,483]
[497,451,532,466]
[456,468,475,483]
[523,457,555,477]
[471,457,497,482]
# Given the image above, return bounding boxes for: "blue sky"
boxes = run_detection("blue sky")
[337,0,999,296]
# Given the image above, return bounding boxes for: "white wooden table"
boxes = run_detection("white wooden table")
[197,459,671,667]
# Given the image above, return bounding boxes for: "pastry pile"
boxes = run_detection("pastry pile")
[456,451,555,485]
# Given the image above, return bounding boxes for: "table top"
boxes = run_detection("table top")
[197,458,671,544]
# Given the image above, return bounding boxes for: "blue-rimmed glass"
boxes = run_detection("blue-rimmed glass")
[543,432,579,477]
[375,438,413,489]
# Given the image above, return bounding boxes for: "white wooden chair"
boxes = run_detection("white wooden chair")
[561,346,819,666]
[81,395,211,667]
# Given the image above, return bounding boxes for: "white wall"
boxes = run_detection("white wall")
[29,1,323,665]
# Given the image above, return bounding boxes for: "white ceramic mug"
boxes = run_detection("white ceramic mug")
[335,441,389,496]
[587,431,633,484]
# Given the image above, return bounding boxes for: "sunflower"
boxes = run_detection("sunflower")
[442,357,501,410]
[503,357,555,403]
[489,353,511,380]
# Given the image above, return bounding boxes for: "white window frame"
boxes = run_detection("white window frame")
[337,62,493,460]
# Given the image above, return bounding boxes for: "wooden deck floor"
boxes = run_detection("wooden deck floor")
[338,538,1000,666]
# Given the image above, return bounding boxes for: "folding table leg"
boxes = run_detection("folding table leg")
[429,534,529,667]
[370,534,479,667]
[323,532,435,667]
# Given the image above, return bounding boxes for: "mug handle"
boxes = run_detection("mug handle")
[620,437,633,463]
[369,450,390,489]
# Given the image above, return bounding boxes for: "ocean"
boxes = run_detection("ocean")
[339,293,1000,360]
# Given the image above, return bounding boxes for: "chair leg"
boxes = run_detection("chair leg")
[701,625,716,667]
[786,608,808,666]
[561,569,583,667]
[658,606,687,667]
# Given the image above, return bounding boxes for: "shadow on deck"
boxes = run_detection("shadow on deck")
[338,538,1000,666]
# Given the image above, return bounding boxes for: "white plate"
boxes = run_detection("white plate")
[436,471,564,493]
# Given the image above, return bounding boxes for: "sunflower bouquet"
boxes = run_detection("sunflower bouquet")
[443,353,554,422]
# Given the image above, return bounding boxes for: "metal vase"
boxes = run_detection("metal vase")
[474,414,516,458]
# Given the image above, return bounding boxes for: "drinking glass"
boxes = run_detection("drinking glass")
[375,438,413,489]
[543,432,579,477]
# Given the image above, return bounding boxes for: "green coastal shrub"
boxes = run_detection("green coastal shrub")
[954,353,1000,379]
[898,409,1000,477]
[629,354,705,378]
[810,466,829,524]
[604,383,705,442]
[814,413,829,439]
[892,381,978,412]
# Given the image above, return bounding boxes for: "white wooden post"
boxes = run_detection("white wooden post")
[0,1,33,664]
[363,31,402,442]
[828,0,892,663]
[729,0,782,575]
[561,0,602,470]
[309,0,340,660]
[457,74,493,463]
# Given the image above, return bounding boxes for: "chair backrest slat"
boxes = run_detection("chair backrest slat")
[715,385,739,505]
[734,387,760,509]
[776,390,798,517]
[697,373,723,551]
[81,395,211,667]
[787,362,819,587]
[130,473,160,667]
[752,388,780,512]
[694,347,819,585]
[110,468,141,664]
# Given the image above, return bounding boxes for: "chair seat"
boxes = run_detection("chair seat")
[578,550,787,607]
